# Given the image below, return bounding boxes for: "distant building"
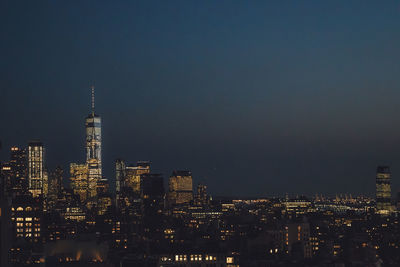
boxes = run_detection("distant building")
[11,195,42,243]
[97,193,112,215]
[97,178,109,195]
[376,166,392,214]
[141,173,164,199]
[0,146,11,267]
[125,161,151,195]
[194,184,210,206]
[70,163,88,202]
[6,147,27,194]
[168,170,193,205]
[115,159,126,191]
[284,196,312,216]
[396,192,400,211]
[28,141,45,198]
[48,166,63,198]
[85,87,102,198]
[285,222,312,259]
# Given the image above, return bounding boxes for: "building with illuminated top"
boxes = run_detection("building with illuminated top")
[86,86,103,198]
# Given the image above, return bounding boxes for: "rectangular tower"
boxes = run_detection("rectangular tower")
[125,161,150,195]
[115,159,126,208]
[28,141,44,198]
[115,159,126,195]
[70,163,89,202]
[168,170,193,205]
[376,166,392,214]
[9,147,27,194]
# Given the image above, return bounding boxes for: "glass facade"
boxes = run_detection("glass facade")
[28,141,44,198]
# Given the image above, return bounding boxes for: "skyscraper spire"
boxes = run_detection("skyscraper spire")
[91,85,95,115]
[85,84,102,198]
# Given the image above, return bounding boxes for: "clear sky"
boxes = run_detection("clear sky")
[1,1,400,196]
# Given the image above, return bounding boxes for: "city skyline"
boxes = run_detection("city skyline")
[2,1,400,196]
[2,2,400,266]
[0,86,396,198]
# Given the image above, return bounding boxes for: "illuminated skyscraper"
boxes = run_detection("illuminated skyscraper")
[376,166,392,214]
[115,160,150,208]
[168,170,193,205]
[5,147,27,194]
[125,161,150,195]
[115,159,126,207]
[85,86,102,198]
[115,159,126,195]
[28,141,44,198]
[70,163,88,202]
[48,166,63,209]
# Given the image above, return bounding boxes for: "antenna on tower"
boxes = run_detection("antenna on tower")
[91,85,95,114]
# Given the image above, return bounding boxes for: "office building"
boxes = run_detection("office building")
[125,161,150,195]
[86,86,102,198]
[168,170,193,205]
[11,195,42,243]
[285,222,312,259]
[7,147,27,194]
[97,178,109,194]
[116,159,126,196]
[194,184,210,206]
[28,141,44,198]
[70,163,89,202]
[141,173,164,199]
[376,166,392,214]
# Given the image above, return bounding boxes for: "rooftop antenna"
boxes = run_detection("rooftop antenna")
[91,85,95,115]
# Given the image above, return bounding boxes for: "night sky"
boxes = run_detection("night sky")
[1,1,400,197]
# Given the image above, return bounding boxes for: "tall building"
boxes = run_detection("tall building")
[116,159,126,195]
[47,166,63,209]
[285,222,312,259]
[141,173,164,199]
[50,166,63,196]
[115,160,151,210]
[96,178,109,194]
[85,86,102,198]
[6,147,27,194]
[115,159,126,208]
[194,183,210,207]
[141,173,164,215]
[70,163,88,202]
[168,170,193,205]
[28,141,44,198]
[376,166,392,214]
[125,161,150,195]
[0,143,11,267]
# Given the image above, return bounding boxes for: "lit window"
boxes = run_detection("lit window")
[226,257,234,264]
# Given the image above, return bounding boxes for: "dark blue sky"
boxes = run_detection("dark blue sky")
[1,1,400,196]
